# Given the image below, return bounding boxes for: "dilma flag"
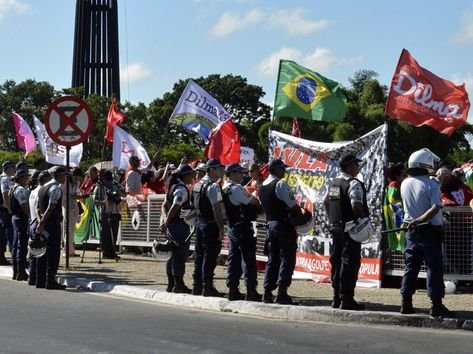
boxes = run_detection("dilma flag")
[274,60,347,122]
[112,125,150,170]
[169,80,231,142]
[12,112,37,157]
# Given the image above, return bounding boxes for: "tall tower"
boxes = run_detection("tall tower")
[72,0,120,100]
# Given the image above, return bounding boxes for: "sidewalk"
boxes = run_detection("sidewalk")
[2,250,473,331]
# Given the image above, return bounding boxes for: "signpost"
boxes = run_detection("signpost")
[44,96,94,269]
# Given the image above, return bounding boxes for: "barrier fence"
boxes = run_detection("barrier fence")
[86,195,473,281]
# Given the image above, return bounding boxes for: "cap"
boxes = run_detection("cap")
[225,163,245,174]
[16,161,28,172]
[195,163,206,172]
[339,154,362,167]
[205,159,224,170]
[38,170,51,182]
[49,166,67,176]
[14,169,30,180]
[178,165,195,176]
[2,161,15,170]
[269,159,288,171]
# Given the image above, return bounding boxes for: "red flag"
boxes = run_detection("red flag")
[386,49,470,136]
[259,163,269,180]
[204,119,240,165]
[105,98,126,144]
[292,117,301,137]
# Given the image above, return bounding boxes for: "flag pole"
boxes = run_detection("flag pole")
[270,59,284,131]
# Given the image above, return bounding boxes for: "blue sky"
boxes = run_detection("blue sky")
[1,0,473,110]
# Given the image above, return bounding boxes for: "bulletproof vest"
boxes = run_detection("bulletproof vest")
[37,182,63,223]
[9,185,24,218]
[192,179,214,222]
[165,182,190,211]
[259,179,289,221]
[222,183,246,227]
[327,177,368,224]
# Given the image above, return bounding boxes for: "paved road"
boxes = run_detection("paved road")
[1,279,472,354]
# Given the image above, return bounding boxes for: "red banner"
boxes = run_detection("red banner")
[386,49,470,136]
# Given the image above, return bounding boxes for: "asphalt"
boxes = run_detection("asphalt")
[2,250,473,332]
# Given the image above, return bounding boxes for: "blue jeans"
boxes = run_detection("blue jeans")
[226,222,257,288]
[263,220,297,290]
[0,208,13,255]
[11,215,29,272]
[401,224,445,300]
[166,218,190,277]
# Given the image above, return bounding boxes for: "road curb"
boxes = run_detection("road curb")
[0,267,469,331]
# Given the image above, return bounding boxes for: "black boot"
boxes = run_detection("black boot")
[430,299,456,318]
[46,280,66,290]
[400,295,415,314]
[16,263,29,282]
[203,283,225,297]
[331,293,341,309]
[227,286,245,301]
[192,282,203,296]
[173,276,192,294]
[166,275,175,293]
[245,286,262,302]
[12,264,17,280]
[263,290,274,304]
[275,286,298,305]
[340,297,365,311]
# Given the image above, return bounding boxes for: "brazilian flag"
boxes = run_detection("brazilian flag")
[274,60,347,122]
[383,183,406,252]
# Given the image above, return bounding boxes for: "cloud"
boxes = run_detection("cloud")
[268,7,329,36]
[121,63,152,84]
[211,9,264,38]
[257,47,362,77]
[0,0,30,21]
[451,7,473,44]
[451,73,473,123]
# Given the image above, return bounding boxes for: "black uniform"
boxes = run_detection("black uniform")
[326,174,368,307]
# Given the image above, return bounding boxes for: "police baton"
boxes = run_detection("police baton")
[381,222,430,235]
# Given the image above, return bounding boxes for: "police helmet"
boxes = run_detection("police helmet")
[344,217,375,243]
[151,239,174,261]
[296,215,314,236]
[407,148,440,174]
[28,230,49,258]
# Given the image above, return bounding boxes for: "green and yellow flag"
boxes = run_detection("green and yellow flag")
[274,60,347,122]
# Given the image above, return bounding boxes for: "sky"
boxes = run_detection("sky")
[1,0,473,110]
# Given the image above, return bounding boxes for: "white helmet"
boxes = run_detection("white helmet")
[344,217,375,243]
[28,230,49,258]
[151,239,173,261]
[408,148,440,173]
[180,208,196,226]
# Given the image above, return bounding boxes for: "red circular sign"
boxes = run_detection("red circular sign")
[44,96,94,147]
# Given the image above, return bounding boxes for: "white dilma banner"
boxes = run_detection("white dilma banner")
[33,116,83,167]
[269,124,387,287]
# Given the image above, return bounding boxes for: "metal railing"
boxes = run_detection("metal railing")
[383,206,473,280]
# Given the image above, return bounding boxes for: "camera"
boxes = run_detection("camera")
[107,190,122,204]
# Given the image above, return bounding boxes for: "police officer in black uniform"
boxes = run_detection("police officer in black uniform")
[35,166,67,290]
[160,165,195,293]
[222,163,262,302]
[324,154,368,310]
[192,159,226,297]
[259,159,305,305]
[9,169,30,281]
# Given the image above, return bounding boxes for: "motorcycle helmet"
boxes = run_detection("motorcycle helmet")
[28,230,49,258]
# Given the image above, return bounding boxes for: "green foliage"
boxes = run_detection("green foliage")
[159,144,202,166]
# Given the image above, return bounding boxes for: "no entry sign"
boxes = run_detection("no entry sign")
[44,96,94,147]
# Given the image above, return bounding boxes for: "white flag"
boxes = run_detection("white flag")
[33,116,83,167]
[169,80,231,142]
[240,146,255,164]
[112,125,150,170]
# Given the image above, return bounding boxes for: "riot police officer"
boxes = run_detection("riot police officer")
[192,159,226,297]
[400,148,455,318]
[222,163,262,302]
[9,169,31,281]
[160,165,195,293]
[324,154,368,311]
[259,159,305,305]
[35,166,67,290]
[0,160,15,266]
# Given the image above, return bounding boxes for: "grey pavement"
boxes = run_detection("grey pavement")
[1,250,473,332]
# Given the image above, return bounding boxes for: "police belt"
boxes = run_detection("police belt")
[197,217,216,224]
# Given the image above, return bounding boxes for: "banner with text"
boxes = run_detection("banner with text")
[269,124,387,287]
